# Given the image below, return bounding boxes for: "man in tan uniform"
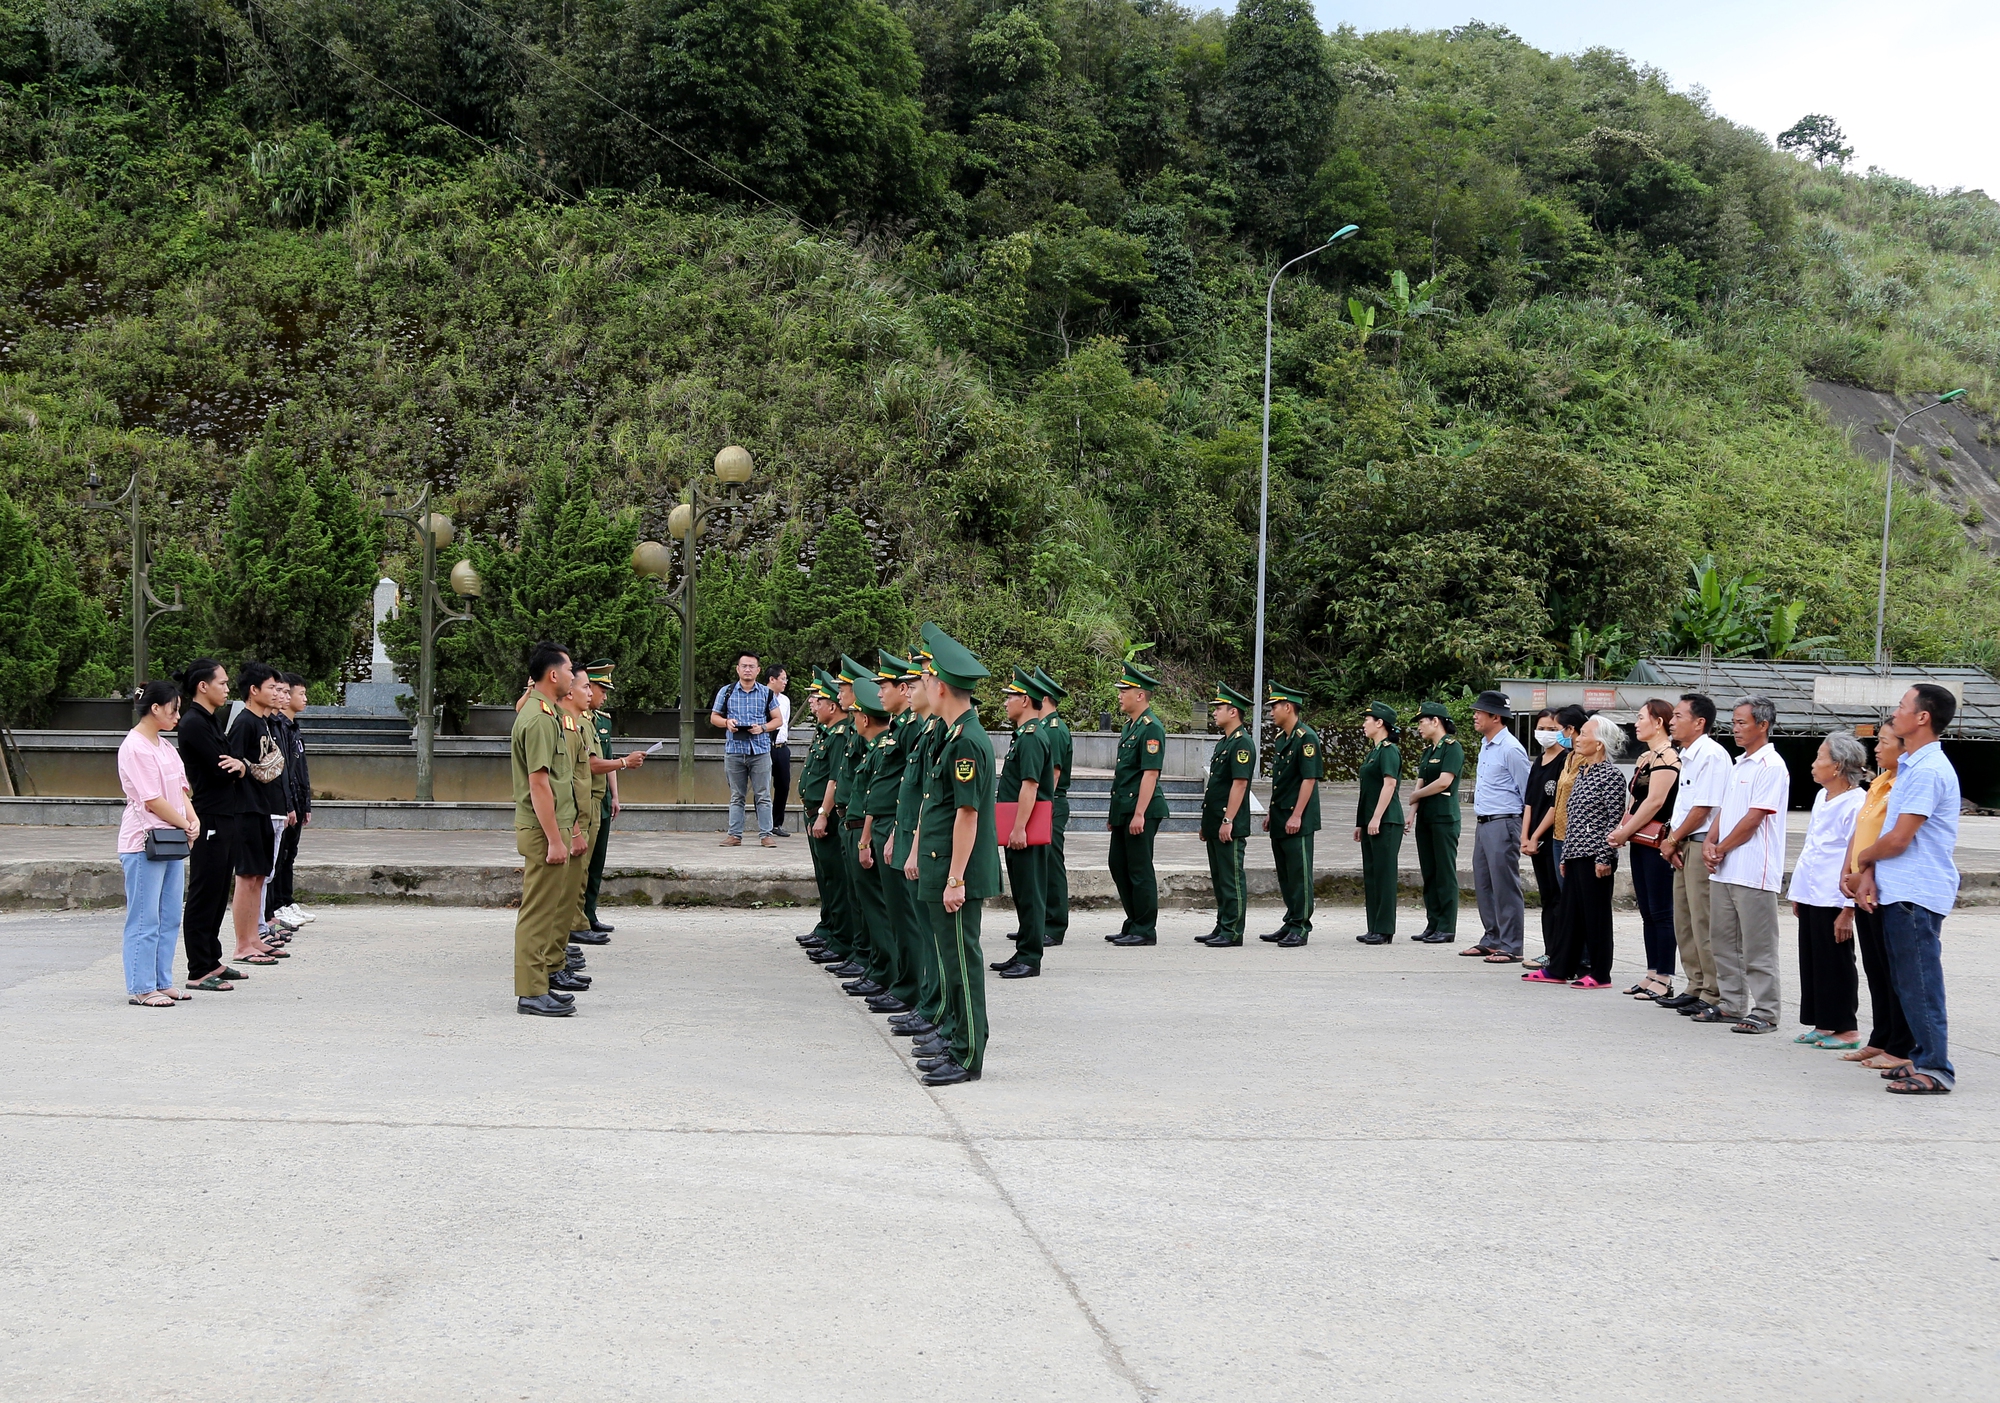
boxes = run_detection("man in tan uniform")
[513,642,585,1016]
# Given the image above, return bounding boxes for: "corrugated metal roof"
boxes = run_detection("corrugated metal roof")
[1622,658,2000,738]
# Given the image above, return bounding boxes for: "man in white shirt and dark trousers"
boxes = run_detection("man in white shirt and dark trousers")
[767,666,794,837]
[1696,696,1790,1032]
[1659,693,1727,1016]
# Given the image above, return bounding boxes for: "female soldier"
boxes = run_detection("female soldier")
[1354,702,1404,945]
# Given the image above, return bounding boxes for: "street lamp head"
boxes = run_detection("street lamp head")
[448,559,482,598]
[1329,224,1360,242]
[1939,388,1967,403]
[84,469,102,492]
[632,540,673,578]
[420,513,455,549]
[667,502,695,542]
[381,485,396,501]
[713,444,753,485]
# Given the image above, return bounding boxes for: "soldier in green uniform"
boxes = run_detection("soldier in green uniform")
[864,651,927,1020]
[1408,701,1465,944]
[575,661,627,944]
[806,666,860,967]
[1107,659,1169,947]
[991,667,1053,979]
[1352,700,1404,945]
[795,671,847,956]
[840,675,896,1001]
[1262,684,1324,947]
[1030,668,1071,947]
[818,656,877,981]
[908,628,999,1085]
[891,636,951,1046]
[511,643,583,1016]
[1198,682,1257,948]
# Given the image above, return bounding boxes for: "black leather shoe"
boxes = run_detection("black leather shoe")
[913,1035,949,1056]
[1657,992,1700,1009]
[1356,932,1393,945]
[570,930,610,946]
[564,951,587,972]
[997,961,1039,978]
[1207,936,1244,947]
[843,979,886,997]
[826,961,865,977]
[915,1052,955,1072]
[892,1022,935,1038]
[922,1061,979,1085]
[807,947,844,963]
[796,933,825,947]
[888,1011,929,1026]
[1414,930,1455,944]
[549,969,591,991]
[1258,929,1289,942]
[1276,930,1309,948]
[1110,932,1157,946]
[590,918,615,933]
[518,993,575,1016]
[866,996,910,1013]
[1044,936,1064,946]
[1105,930,1124,941]
[989,957,1016,972]
[546,989,575,1003]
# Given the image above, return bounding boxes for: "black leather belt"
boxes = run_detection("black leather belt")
[844,819,865,829]
[1477,813,1514,823]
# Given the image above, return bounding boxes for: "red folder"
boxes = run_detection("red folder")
[993,800,1054,846]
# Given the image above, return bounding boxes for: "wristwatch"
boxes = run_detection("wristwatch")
[946,876,965,889]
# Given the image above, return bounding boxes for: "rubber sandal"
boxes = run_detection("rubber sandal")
[1484,952,1523,963]
[128,993,175,1007]
[160,988,192,1001]
[186,975,235,991]
[1878,1063,1916,1078]
[1817,1037,1862,1051]
[1569,976,1614,989]
[219,967,248,981]
[1460,946,1496,957]
[1520,969,1564,983]
[1523,954,1548,970]
[1731,1017,1777,1034]
[1885,1073,1951,1095]
[1794,1031,1829,1045]
[237,954,279,965]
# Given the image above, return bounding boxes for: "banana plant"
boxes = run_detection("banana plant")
[1373,270,1452,365]
[1763,599,1838,659]
[1346,298,1376,346]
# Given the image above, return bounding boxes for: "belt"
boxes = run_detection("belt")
[844,819,865,830]
[1476,813,1516,824]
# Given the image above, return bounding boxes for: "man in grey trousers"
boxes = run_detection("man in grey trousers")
[1465,691,1532,961]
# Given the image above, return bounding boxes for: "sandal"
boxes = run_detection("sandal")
[186,975,235,991]
[1460,946,1496,958]
[1885,1072,1951,1095]
[1520,969,1565,984]
[128,992,175,1007]
[159,988,193,1001]
[1818,1036,1863,1051]
[1523,954,1548,970]
[1484,952,1524,963]
[235,954,279,966]
[219,967,249,981]
[1732,1017,1778,1034]
[1794,1031,1829,1045]
[1570,976,1614,989]
[1841,1046,1884,1063]
[1878,1062,1917,1078]
[1862,1055,1910,1071]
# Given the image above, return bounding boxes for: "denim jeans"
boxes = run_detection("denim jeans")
[120,851,185,996]
[1881,901,1954,1088]
[724,750,774,838]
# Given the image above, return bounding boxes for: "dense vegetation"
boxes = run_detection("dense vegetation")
[1,0,1997,728]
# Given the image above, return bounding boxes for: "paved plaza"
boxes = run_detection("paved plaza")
[4,898,1996,1401]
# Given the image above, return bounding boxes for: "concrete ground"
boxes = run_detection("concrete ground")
[3,899,1996,1402]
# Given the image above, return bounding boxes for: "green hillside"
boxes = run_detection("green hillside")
[1,0,1996,725]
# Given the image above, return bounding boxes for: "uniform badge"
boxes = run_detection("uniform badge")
[539,700,555,715]
[1145,738,1160,754]
[1302,743,1316,757]
[1237,750,1250,764]
[954,758,975,782]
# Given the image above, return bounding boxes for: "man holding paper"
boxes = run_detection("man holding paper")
[991,666,1053,980]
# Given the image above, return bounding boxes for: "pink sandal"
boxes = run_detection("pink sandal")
[1569,976,1614,989]
[1520,969,1564,984]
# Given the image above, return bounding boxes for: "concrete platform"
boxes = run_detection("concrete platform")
[2,900,1995,1400]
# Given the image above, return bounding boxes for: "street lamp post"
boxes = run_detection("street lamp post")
[632,445,755,798]
[381,485,480,802]
[81,467,186,708]
[1251,225,1359,763]
[1872,389,1966,671]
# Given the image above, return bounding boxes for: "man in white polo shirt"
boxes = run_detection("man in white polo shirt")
[1659,693,1727,1016]
[1696,696,1790,1032]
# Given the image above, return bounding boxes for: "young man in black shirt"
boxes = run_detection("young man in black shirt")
[227,662,295,965]
[265,673,314,930]
[176,659,247,989]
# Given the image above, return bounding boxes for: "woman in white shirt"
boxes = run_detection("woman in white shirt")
[1787,731,1869,1048]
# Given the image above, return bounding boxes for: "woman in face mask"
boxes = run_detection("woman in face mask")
[1524,706,1585,970]
[1519,708,1569,968]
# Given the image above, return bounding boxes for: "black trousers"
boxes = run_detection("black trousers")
[1549,857,1613,982]
[1795,902,1859,1030]
[184,820,236,979]
[1854,906,1914,1057]
[1530,837,1565,953]
[266,821,302,917]
[770,744,792,831]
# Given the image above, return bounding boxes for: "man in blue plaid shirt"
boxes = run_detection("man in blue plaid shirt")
[709,651,782,847]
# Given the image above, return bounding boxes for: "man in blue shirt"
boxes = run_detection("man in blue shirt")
[709,651,782,847]
[1465,691,1532,961]
[1853,683,1962,1094]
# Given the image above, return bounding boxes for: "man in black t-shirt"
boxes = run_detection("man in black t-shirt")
[176,659,247,988]
[227,662,294,964]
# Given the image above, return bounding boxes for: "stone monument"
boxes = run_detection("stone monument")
[340,578,414,714]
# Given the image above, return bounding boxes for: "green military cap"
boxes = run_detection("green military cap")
[851,675,890,721]
[1267,681,1309,707]
[1211,681,1253,711]
[1032,667,1066,701]
[583,660,615,690]
[876,649,916,681]
[890,651,922,682]
[926,628,989,691]
[811,668,840,701]
[1419,699,1457,732]
[838,654,869,685]
[1002,665,1044,699]
[1366,700,1399,726]
[1115,659,1160,691]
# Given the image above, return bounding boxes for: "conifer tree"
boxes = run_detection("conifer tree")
[0,488,117,724]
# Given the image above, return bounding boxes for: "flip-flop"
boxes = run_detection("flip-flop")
[1484,952,1523,963]
[1817,1037,1863,1051]
[1794,1031,1829,1045]
[236,954,279,966]
[128,993,175,1007]
[186,975,235,991]
[1460,946,1496,957]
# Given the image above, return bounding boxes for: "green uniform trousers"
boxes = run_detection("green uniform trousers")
[1271,829,1317,935]
[873,832,924,1009]
[1205,833,1249,941]
[513,830,572,996]
[582,795,613,925]
[1415,818,1460,935]
[1360,824,1404,935]
[809,820,853,956]
[841,823,887,983]
[1002,843,1048,969]
[1043,798,1069,945]
[569,813,601,936]
[925,896,987,1074]
[911,890,952,1040]
[1108,814,1163,938]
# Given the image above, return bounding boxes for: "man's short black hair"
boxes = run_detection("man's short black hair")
[282,672,305,687]
[1909,683,1958,735]
[240,660,279,694]
[736,650,759,665]
[1679,693,1717,731]
[527,641,571,682]
[767,664,787,678]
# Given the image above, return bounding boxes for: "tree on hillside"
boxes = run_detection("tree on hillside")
[0,489,117,725]
[1220,0,1337,245]
[1777,114,1854,169]
[211,450,382,684]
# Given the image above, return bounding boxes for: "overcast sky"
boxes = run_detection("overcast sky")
[1315,1,1997,196]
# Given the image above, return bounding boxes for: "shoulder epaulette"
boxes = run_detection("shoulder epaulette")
[539,699,555,715]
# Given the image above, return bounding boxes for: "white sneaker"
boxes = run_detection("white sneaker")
[282,904,314,924]
[293,904,316,922]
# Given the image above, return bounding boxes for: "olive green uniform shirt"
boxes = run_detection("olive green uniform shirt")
[1270,723,1326,833]
[1416,737,1464,826]
[511,695,577,834]
[1354,739,1401,829]
[1046,714,1072,796]
[998,719,1053,805]
[861,719,905,820]
[832,716,865,809]
[892,714,941,867]
[590,710,614,807]
[917,707,1001,902]
[799,718,838,810]
[1109,708,1169,824]
[1200,725,1257,841]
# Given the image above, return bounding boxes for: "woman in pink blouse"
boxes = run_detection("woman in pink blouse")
[118,681,200,1006]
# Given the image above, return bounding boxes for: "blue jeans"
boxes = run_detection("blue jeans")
[120,851,185,996]
[1881,901,1954,1088]
[724,751,774,839]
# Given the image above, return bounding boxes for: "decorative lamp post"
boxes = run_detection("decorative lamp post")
[1873,389,1966,671]
[1251,225,1359,764]
[81,466,186,708]
[381,484,478,802]
[632,444,755,797]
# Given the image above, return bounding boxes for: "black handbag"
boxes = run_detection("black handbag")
[143,827,190,861]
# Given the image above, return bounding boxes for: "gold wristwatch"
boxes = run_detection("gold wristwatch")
[946,876,965,889]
